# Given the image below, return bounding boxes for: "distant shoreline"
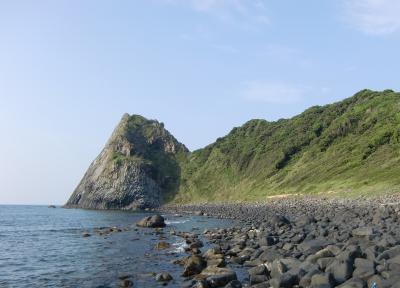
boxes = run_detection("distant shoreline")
[159,193,400,221]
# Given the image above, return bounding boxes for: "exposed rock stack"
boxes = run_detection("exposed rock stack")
[64,114,188,210]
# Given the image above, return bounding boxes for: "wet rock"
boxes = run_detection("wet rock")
[82,233,91,237]
[119,279,134,287]
[155,272,173,282]
[250,274,269,285]
[118,274,131,280]
[191,247,202,255]
[155,241,170,250]
[200,267,237,288]
[224,280,242,288]
[204,248,222,259]
[189,240,204,249]
[207,258,226,268]
[248,265,267,276]
[182,255,207,277]
[193,280,209,288]
[136,215,166,228]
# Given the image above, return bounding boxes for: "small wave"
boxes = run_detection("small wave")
[165,219,189,225]
[171,239,188,253]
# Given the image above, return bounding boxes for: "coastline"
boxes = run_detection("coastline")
[159,193,400,222]
[158,194,400,287]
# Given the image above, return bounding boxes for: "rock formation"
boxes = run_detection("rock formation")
[64,113,188,210]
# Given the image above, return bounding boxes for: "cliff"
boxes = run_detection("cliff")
[65,114,188,209]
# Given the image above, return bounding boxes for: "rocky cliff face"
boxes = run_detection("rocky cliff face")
[65,114,188,210]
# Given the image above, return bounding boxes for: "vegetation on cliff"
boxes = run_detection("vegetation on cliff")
[113,114,188,195]
[173,89,400,202]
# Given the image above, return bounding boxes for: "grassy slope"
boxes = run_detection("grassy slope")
[172,89,400,203]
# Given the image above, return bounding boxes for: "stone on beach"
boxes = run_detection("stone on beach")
[162,195,400,288]
[182,255,207,277]
[136,214,166,228]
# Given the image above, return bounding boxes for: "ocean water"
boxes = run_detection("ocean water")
[0,205,235,288]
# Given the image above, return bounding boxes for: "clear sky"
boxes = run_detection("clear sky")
[1,0,399,205]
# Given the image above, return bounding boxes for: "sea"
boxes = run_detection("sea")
[0,205,236,288]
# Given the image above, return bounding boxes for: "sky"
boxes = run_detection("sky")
[0,0,399,205]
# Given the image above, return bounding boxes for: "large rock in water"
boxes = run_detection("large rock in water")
[137,215,166,228]
[64,114,188,210]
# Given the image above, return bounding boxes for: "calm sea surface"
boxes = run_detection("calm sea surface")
[0,205,235,288]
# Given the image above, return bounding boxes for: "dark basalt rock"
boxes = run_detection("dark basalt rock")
[155,272,173,282]
[163,196,400,288]
[224,280,242,288]
[119,279,133,288]
[200,267,237,288]
[136,215,166,228]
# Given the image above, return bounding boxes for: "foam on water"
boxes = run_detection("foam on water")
[165,219,189,225]
[171,239,188,253]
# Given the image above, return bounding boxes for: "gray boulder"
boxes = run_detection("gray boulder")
[182,255,207,277]
[310,273,334,288]
[136,215,166,228]
[326,260,353,284]
[155,272,173,282]
[353,258,375,280]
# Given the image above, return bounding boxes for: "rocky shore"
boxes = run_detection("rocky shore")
[157,195,400,287]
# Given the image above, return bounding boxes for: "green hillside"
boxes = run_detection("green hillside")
[170,89,400,203]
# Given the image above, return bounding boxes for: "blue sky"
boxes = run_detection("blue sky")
[1,0,399,204]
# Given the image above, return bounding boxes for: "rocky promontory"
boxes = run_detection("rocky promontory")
[64,114,188,210]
